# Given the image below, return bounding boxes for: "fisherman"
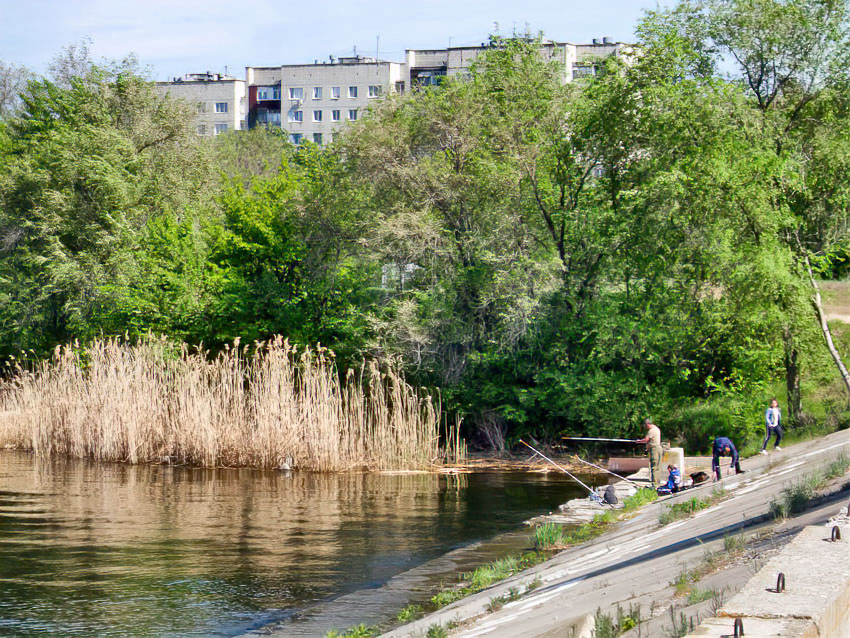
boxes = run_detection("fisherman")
[635,418,663,487]
[657,464,682,495]
[712,436,744,481]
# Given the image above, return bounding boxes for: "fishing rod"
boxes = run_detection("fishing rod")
[561,436,640,443]
[571,455,642,488]
[519,439,596,496]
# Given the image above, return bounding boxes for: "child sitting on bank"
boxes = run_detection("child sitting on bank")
[656,464,682,495]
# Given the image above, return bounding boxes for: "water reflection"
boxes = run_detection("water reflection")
[0,452,590,637]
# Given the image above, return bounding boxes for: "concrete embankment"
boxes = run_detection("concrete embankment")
[686,504,850,637]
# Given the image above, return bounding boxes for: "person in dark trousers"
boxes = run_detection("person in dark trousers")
[760,397,783,454]
[712,437,744,481]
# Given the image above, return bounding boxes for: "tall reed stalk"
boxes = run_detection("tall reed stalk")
[0,336,465,471]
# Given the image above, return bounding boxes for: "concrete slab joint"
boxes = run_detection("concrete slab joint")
[686,507,850,637]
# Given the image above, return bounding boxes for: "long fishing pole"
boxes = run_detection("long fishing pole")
[561,436,640,443]
[519,440,596,496]
[571,455,642,488]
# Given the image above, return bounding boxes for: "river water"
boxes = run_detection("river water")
[0,451,592,637]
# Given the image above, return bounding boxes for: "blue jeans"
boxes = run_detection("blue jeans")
[762,425,782,450]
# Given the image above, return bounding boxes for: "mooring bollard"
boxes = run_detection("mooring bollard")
[776,572,786,593]
[733,617,744,637]
[831,525,842,542]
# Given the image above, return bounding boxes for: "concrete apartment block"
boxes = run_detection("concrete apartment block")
[406,37,627,86]
[243,37,627,145]
[246,57,405,145]
[155,73,247,136]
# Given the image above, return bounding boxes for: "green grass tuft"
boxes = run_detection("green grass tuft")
[659,490,726,526]
[426,623,448,638]
[396,603,422,623]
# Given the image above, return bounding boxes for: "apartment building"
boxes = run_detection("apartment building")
[246,57,406,145]
[155,73,247,136]
[240,37,626,144]
[406,37,627,87]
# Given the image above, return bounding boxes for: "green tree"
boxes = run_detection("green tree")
[0,60,214,356]
[646,0,850,419]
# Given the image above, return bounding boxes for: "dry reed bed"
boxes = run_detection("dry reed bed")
[0,337,465,471]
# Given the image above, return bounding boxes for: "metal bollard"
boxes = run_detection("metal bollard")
[832,526,842,542]
[733,617,744,637]
[776,572,785,593]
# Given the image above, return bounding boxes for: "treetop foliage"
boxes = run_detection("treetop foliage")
[2,2,849,450]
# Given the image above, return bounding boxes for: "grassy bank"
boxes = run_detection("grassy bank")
[0,336,465,471]
[532,488,659,550]
[769,454,850,519]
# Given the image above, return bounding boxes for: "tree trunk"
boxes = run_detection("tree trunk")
[783,326,803,423]
[801,252,850,402]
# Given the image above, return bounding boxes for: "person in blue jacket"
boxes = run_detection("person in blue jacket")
[657,464,682,495]
[712,437,744,481]
[760,398,782,454]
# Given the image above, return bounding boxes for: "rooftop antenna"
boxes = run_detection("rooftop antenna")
[448,36,452,48]
[224,65,228,77]
[353,44,357,57]
[376,35,379,60]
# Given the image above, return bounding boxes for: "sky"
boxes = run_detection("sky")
[0,0,667,82]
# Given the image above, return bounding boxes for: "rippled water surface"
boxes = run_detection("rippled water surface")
[0,451,591,637]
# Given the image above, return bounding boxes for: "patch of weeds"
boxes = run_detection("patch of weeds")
[708,588,725,615]
[525,576,542,592]
[771,477,816,519]
[592,604,641,638]
[672,566,697,596]
[430,552,545,609]
[818,453,850,486]
[771,456,850,520]
[325,623,379,638]
[534,489,659,552]
[396,603,422,623]
[487,587,521,612]
[686,587,716,605]
[426,623,448,638]
[658,490,726,526]
[430,588,465,608]
[622,487,659,510]
[723,532,745,554]
[665,606,696,638]
[533,516,611,551]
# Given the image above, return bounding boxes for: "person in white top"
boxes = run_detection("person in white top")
[760,398,782,454]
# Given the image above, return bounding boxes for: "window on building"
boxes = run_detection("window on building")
[348,109,358,121]
[394,81,405,94]
[313,110,322,122]
[368,85,381,98]
[331,86,340,99]
[572,64,596,78]
[290,133,302,144]
[289,110,303,122]
[313,87,322,99]
[214,123,228,134]
[215,102,228,113]
[331,109,340,122]
[348,86,357,98]
[257,86,280,101]
[196,102,207,113]
[289,87,304,100]
[313,133,323,145]
[196,124,206,135]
